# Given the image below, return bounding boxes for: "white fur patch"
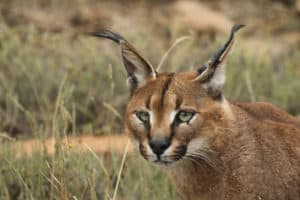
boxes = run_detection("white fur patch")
[170,110,177,124]
[149,111,153,124]
[204,65,226,92]
[134,72,146,84]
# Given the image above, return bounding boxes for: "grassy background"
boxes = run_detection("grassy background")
[0,0,299,199]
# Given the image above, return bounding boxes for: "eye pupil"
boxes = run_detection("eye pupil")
[181,111,187,116]
[176,110,195,123]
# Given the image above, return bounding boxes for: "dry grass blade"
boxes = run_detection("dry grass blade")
[244,71,256,102]
[0,133,15,141]
[4,158,34,200]
[112,139,130,200]
[84,143,109,177]
[41,171,60,193]
[103,102,123,121]
[156,36,192,72]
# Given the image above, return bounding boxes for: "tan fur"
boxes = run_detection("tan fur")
[125,72,300,200]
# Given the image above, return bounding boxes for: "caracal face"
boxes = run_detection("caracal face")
[125,72,225,166]
[92,25,244,166]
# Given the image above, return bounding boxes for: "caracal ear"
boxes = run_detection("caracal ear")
[193,24,245,98]
[91,30,156,93]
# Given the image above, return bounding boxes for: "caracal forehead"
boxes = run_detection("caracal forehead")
[128,71,209,109]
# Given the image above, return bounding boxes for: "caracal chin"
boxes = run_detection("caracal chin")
[92,25,300,200]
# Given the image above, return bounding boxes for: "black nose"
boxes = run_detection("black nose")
[149,138,171,156]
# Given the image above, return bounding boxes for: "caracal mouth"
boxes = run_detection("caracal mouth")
[151,154,186,166]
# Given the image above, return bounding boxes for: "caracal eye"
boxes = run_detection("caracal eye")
[135,111,150,124]
[176,110,195,123]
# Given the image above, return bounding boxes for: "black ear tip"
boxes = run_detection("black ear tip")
[232,24,246,33]
[197,64,207,75]
[88,29,124,44]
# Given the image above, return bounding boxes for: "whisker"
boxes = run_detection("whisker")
[164,154,183,161]
[186,150,219,170]
[198,125,236,133]
[186,154,216,170]
[183,156,202,167]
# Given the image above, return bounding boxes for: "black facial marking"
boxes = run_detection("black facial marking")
[197,64,207,75]
[175,98,183,110]
[172,117,181,128]
[159,73,174,107]
[139,144,148,160]
[174,145,187,160]
[146,123,151,140]
[170,118,177,141]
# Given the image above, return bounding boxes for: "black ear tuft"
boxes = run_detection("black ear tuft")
[197,64,207,75]
[210,24,245,68]
[232,24,246,33]
[89,29,124,44]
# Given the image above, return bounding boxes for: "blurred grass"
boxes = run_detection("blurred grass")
[0,144,177,200]
[0,26,128,137]
[0,46,177,198]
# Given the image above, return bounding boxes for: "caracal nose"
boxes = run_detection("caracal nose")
[149,137,170,156]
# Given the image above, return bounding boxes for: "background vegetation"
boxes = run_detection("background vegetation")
[0,0,299,199]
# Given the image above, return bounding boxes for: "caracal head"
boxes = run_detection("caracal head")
[92,25,244,166]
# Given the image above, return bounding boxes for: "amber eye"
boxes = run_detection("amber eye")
[135,111,150,124]
[176,110,195,123]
